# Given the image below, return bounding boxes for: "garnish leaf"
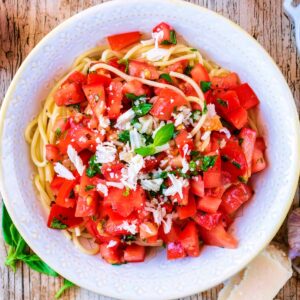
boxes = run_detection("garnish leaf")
[217,98,228,107]
[55,279,75,299]
[2,204,14,246]
[184,65,193,76]
[55,128,62,138]
[201,155,218,172]
[202,101,208,114]
[170,30,177,44]
[159,73,173,83]
[85,185,95,191]
[118,130,130,143]
[232,161,241,169]
[134,145,156,157]
[117,58,129,73]
[50,218,68,229]
[200,81,211,93]
[153,123,174,146]
[86,155,102,178]
[133,103,152,117]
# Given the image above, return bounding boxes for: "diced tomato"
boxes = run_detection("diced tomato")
[107,81,123,120]
[211,73,240,90]
[235,83,260,109]
[197,196,222,214]
[220,140,248,181]
[122,79,147,96]
[193,212,222,230]
[220,183,252,214]
[159,223,180,244]
[128,60,159,80]
[191,63,210,84]
[164,60,188,73]
[101,162,124,182]
[66,71,87,85]
[47,204,83,229]
[54,82,85,106]
[79,149,93,165]
[107,31,141,51]
[45,144,61,162]
[179,82,198,97]
[255,137,266,151]
[179,221,200,257]
[139,222,158,239]
[82,84,106,119]
[227,107,248,129]
[209,132,229,152]
[213,90,241,117]
[238,128,257,173]
[174,130,194,158]
[203,154,222,188]
[191,175,205,197]
[252,141,267,173]
[87,73,112,87]
[142,152,167,172]
[108,58,126,73]
[177,194,197,220]
[124,245,145,262]
[171,184,190,206]
[52,117,70,135]
[153,22,175,45]
[75,195,97,217]
[200,224,238,248]
[150,88,187,120]
[56,179,77,208]
[100,243,123,264]
[50,176,66,195]
[167,242,186,260]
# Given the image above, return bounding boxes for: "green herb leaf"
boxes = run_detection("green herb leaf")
[232,161,241,169]
[125,93,140,101]
[2,203,14,246]
[142,133,154,145]
[121,234,137,242]
[200,81,211,93]
[153,123,174,146]
[159,73,173,83]
[190,48,198,52]
[118,130,130,143]
[189,160,197,171]
[217,98,228,107]
[133,102,152,117]
[130,117,139,125]
[202,101,208,114]
[134,145,156,157]
[201,155,218,172]
[118,59,129,73]
[170,30,177,44]
[122,187,130,197]
[158,171,168,179]
[50,218,68,230]
[85,185,95,191]
[86,155,102,178]
[184,65,193,76]
[55,128,62,138]
[67,104,81,111]
[191,110,201,121]
[238,176,247,183]
[55,279,75,299]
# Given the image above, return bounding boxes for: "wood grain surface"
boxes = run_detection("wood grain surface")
[0,0,299,299]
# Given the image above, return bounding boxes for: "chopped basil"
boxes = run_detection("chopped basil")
[118,130,130,143]
[232,161,241,169]
[142,133,154,145]
[189,160,197,171]
[190,48,198,52]
[130,117,139,125]
[67,103,81,111]
[158,171,169,179]
[238,138,244,146]
[153,123,174,146]
[201,155,217,172]
[133,102,152,117]
[121,234,137,242]
[55,128,62,138]
[117,58,129,73]
[200,81,211,93]
[50,218,67,230]
[191,110,201,121]
[202,101,208,114]
[159,73,173,83]
[184,64,193,76]
[161,30,177,45]
[86,155,102,178]
[55,279,75,299]
[191,150,200,159]
[217,98,228,107]
[85,185,95,191]
[238,176,248,183]
[135,145,156,157]
[122,187,130,197]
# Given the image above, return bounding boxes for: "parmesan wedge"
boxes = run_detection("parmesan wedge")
[218,244,293,300]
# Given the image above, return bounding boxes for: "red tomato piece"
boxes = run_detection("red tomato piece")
[45,144,61,162]
[211,73,240,90]
[66,71,87,85]
[52,117,70,135]
[203,154,222,188]
[179,221,200,257]
[227,107,248,129]
[142,152,167,173]
[54,82,85,106]
[167,242,186,260]
[164,60,188,73]
[87,73,112,87]
[107,81,123,120]
[82,84,106,119]
[197,196,222,214]
[213,90,241,117]
[47,204,82,229]
[179,82,198,97]
[171,184,190,206]
[124,245,146,263]
[200,224,238,248]
[100,243,123,264]
[153,22,175,45]
[177,193,197,220]
[255,137,266,151]
[193,212,222,230]
[220,140,248,181]
[108,58,126,73]
[128,60,159,80]
[107,31,141,51]
[238,128,257,173]
[56,179,77,208]
[122,79,148,96]
[191,63,210,84]
[159,223,180,243]
[75,195,98,218]
[191,175,205,197]
[150,88,187,120]
[101,162,124,182]
[252,140,267,173]
[139,222,158,239]
[235,83,260,109]
[220,183,252,214]
[174,130,194,158]
[50,176,66,195]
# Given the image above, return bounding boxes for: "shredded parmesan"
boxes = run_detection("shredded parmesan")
[106,181,124,189]
[207,103,217,117]
[201,131,211,141]
[96,183,108,197]
[118,221,137,235]
[67,145,85,176]
[219,127,231,139]
[115,108,135,130]
[163,174,186,199]
[54,162,75,180]
[130,128,143,150]
[144,48,170,62]
[107,240,118,248]
[141,178,163,192]
[95,142,117,163]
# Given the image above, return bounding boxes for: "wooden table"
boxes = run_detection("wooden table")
[0,0,299,299]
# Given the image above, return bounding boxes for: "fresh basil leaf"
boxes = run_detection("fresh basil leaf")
[2,203,14,246]
[189,160,197,171]
[50,218,68,230]
[122,187,130,197]
[10,223,23,248]
[202,101,208,114]
[86,155,102,178]
[125,93,139,101]
[238,176,247,183]
[55,128,62,138]
[121,234,137,242]
[184,65,193,76]
[217,98,228,107]
[85,185,95,191]
[132,103,152,117]
[130,117,139,125]
[170,30,177,44]
[134,145,156,157]
[190,48,198,52]
[153,123,174,146]
[200,81,211,93]
[142,133,154,145]
[5,246,17,272]
[201,155,217,172]
[117,59,129,73]
[232,161,241,169]
[118,130,130,143]
[159,73,173,83]
[55,279,75,299]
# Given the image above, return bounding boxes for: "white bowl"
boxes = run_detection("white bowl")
[1,0,299,299]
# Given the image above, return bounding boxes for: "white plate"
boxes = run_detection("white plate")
[1,0,299,299]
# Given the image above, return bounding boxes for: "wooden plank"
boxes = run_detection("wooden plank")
[0,0,299,299]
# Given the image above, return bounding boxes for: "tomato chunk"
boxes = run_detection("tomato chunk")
[193,212,222,230]
[87,73,112,87]
[54,82,85,106]
[100,243,123,264]
[227,107,248,129]
[197,196,222,214]
[174,130,194,158]
[45,144,61,162]
[191,63,210,85]
[235,83,260,110]
[167,242,186,260]
[66,71,87,85]
[203,154,222,188]
[153,22,176,45]
[107,31,141,51]
[139,222,158,239]
[252,139,267,173]
[177,194,197,220]
[122,79,148,96]
[179,222,200,257]
[171,184,190,206]
[191,175,205,197]
[107,81,123,120]
[128,60,159,80]
[124,245,145,262]
[211,73,240,89]
[101,162,124,182]
[56,179,77,208]
[220,183,252,214]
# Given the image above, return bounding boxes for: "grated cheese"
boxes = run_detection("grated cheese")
[172,106,192,127]
[163,174,186,199]
[115,108,135,130]
[144,48,170,62]
[106,181,124,189]
[67,145,85,176]
[207,103,217,117]
[138,115,154,134]
[95,142,117,163]
[96,183,108,197]
[98,115,110,128]
[118,221,137,235]
[219,127,231,139]
[129,128,143,150]
[54,162,75,180]
[107,240,118,248]
[201,130,211,141]
[141,178,163,192]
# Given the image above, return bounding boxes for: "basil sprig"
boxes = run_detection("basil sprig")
[135,123,174,157]
[126,93,152,117]
[86,155,102,178]
[2,203,75,298]
[55,279,75,299]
